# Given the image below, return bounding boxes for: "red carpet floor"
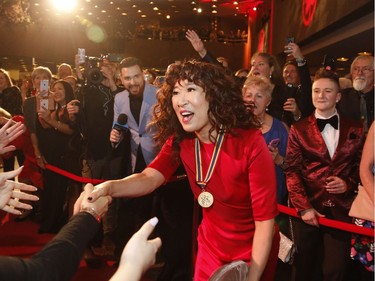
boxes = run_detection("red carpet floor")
[0,214,155,281]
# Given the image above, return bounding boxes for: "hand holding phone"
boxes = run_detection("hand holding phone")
[268,138,280,149]
[284,37,295,54]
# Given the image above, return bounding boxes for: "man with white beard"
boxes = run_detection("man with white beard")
[337,55,374,134]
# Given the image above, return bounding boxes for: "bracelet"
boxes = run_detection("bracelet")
[296,58,306,65]
[55,121,61,131]
[294,113,302,121]
[80,207,101,223]
[36,155,42,159]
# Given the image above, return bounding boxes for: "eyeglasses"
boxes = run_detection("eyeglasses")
[352,67,373,74]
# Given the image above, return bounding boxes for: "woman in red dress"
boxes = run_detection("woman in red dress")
[87,61,279,281]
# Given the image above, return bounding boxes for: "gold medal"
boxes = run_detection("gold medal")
[198,191,214,208]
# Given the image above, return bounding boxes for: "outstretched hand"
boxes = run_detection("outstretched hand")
[0,119,25,155]
[110,217,162,281]
[73,183,112,218]
[0,167,39,215]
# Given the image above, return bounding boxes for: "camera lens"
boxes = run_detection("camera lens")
[86,67,103,85]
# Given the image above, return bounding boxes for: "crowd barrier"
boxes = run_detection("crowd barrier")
[39,161,374,237]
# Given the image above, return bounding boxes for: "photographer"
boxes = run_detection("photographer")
[68,52,125,265]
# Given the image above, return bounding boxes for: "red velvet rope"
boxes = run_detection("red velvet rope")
[278,204,374,237]
[44,163,105,184]
[35,160,374,237]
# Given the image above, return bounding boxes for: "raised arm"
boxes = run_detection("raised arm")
[186,29,207,58]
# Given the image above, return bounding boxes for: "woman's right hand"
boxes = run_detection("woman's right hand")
[67,99,80,121]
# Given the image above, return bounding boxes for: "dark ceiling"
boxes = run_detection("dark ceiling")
[0,0,373,75]
[3,0,261,25]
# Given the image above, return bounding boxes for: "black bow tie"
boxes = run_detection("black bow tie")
[316,115,338,132]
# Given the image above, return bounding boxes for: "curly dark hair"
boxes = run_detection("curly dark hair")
[151,60,259,158]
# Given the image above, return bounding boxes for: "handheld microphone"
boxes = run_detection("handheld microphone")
[112,113,129,147]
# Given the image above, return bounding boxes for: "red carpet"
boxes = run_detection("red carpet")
[0,215,154,281]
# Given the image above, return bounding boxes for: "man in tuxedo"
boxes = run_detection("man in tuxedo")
[337,55,374,134]
[285,68,365,281]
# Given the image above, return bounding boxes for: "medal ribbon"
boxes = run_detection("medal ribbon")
[195,131,225,192]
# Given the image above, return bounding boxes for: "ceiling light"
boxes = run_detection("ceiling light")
[166,15,171,19]
[51,0,77,12]
[197,8,202,13]
[337,57,349,62]
[358,51,372,56]
[212,10,217,14]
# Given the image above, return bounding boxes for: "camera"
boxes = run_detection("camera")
[82,53,122,86]
[83,56,104,85]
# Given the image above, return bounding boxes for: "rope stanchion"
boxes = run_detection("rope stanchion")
[278,204,374,237]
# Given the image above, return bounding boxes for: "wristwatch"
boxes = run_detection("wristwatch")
[80,207,101,223]
[296,58,307,66]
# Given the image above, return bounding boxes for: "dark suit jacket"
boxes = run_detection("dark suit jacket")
[285,113,364,222]
[0,212,99,281]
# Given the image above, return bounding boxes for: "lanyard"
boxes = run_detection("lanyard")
[195,131,225,192]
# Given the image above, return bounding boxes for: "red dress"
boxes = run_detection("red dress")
[149,128,278,280]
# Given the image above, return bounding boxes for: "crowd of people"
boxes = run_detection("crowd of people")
[0,28,373,281]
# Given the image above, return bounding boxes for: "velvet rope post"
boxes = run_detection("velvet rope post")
[31,157,374,237]
[278,204,374,237]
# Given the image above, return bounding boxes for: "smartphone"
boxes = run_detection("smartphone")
[40,98,49,110]
[40,80,49,95]
[268,138,280,148]
[287,37,295,44]
[78,48,86,64]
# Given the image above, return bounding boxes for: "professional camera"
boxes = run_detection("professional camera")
[83,55,104,85]
[82,53,123,85]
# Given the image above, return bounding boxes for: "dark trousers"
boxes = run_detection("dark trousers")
[154,178,194,281]
[292,218,352,281]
